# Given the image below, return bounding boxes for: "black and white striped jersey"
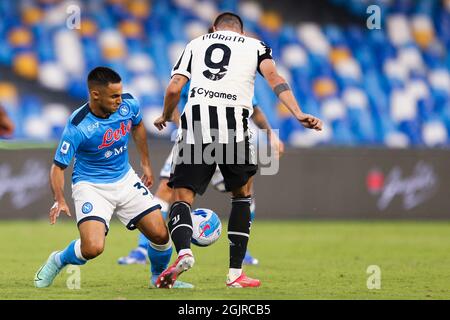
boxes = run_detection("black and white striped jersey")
[171,30,273,144]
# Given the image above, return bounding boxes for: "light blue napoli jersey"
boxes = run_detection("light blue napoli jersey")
[54,93,142,184]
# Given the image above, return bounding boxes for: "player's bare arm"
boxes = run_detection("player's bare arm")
[49,164,71,224]
[131,121,154,188]
[259,59,323,131]
[154,74,188,131]
[0,105,15,137]
[251,107,285,157]
[171,107,181,127]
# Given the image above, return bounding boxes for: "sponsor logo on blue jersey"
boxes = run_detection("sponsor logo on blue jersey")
[98,120,131,150]
[82,202,93,214]
[105,150,113,158]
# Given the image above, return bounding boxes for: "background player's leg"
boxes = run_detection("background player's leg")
[118,179,173,265]
[154,178,173,219]
[136,210,172,278]
[136,208,194,288]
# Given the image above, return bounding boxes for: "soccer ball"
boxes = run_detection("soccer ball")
[191,208,222,247]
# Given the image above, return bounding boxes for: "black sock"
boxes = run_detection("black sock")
[167,201,193,253]
[228,196,252,269]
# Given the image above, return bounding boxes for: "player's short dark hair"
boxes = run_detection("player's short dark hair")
[213,12,243,32]
[87,66,121,88]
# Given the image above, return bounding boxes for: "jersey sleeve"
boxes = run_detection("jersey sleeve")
[130,98,142,126]
[257,41,274,75]
[171,42,193,80]
[53,121,83,169]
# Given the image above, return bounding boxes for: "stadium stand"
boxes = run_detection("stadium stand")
[0,0,449,147]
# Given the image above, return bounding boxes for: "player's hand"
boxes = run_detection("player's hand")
[49,200,71,225]
[140,165,154,188]
[270,134,285,159]
[297,113,323,131]
[277,140,285,158]
[154,115,169,131]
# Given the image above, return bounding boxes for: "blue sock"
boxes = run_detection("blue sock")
[138,233,149,249]
[148,242,173,276]
[56,240,87,267]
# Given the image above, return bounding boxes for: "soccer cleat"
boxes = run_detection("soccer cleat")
[117,247,148,265]
[226,273,261,288]
[155,253,195,289]
[34,251,63,288]
[243,251,259,266]
[151,274,194,289]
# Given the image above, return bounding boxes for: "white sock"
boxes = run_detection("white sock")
[228,268,242,282]
[74,239,87,261]
[149,240,171,252]
[179,249,193,257]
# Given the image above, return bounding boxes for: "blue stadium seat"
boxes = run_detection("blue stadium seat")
[1,0,449,147]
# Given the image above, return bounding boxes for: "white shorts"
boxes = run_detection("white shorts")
[159,145,226,192]
[72,169,161,233]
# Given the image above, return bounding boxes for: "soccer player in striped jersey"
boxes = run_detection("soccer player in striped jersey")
[117,95,284,266]
[153,12,322,288]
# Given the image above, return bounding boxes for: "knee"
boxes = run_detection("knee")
[151,228,170,245]
[174,188,195,205]
[81,241,104,259]
[157,182,173,202]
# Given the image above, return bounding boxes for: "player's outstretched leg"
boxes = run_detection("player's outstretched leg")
[156,200,195,288]
[118,197,169,265]
[34,239,87,288]
[117,233,149,265]
[226,196,261,288]
[148,241,194,289]
[243,198,259,266]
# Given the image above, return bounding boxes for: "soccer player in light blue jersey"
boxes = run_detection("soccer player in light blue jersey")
[34,67,192,289]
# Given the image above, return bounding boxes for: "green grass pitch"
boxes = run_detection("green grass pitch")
[0,220,449,300]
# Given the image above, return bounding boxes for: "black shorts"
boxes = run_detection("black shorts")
[168,140,258,195]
